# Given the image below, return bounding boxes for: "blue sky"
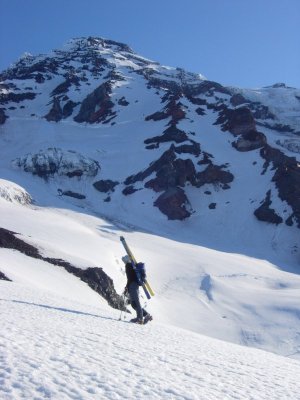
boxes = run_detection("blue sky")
[1,0,299,88]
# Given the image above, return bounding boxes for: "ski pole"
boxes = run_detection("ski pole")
[119,291,126,321]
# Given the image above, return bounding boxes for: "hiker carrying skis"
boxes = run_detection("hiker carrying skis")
[122,255,152,325]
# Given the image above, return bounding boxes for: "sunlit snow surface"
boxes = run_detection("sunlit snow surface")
[1,282,300,400]
[0,192,300,362]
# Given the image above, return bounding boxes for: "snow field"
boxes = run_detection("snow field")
[1,190,300,359]
[1,282,300,400]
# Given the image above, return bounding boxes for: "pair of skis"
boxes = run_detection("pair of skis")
[120,236,154,300]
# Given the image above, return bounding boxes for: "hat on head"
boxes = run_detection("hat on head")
[122,255,130,264]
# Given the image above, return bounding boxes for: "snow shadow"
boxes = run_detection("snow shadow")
[0,298,114,321]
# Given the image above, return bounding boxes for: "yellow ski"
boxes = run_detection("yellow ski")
[144,280,155,297]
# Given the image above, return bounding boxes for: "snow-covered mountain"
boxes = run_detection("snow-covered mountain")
[1,37,300,368]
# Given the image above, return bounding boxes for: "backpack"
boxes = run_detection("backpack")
[135,262,146,285]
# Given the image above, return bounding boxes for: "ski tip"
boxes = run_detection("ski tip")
[120,236,125,241]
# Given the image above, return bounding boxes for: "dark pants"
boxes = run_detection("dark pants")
[128,281,149,320]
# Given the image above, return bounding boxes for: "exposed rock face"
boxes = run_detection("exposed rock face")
[124,144,233,220]
[44,97,63,122]
[144,125,188,147]
[93,179,119,193]
[122,185,139,195]
[62,100,79,118]
[145,157,196,192]
[0,271,11,281]
[260,145,300,227]
[0,91,36,104]
[0,227,126,310]
[230,94,248,106]
[45,97,79,122]
[232,130,267,152]
[209,203,217,209]
[195,164,234,188]
[118,97,129,106]
[215,105,267,152]
[254,190,283,225]
[0,108,8,124]
[174,142,201,157]
[58,190,86,199]
[154,187,191,220]
[13,148,100,179]
[51,75,80,97]
[1,57,59,81]
[145,95,186,124]
[74,82,115,123]
[215,106,257,136]
[185,80,231,97]
[125,146,176,185]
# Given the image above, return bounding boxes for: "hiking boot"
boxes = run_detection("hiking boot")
[130,317,144,324]
[143,314,153,324]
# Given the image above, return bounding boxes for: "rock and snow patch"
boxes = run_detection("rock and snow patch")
[276,139,300,154]
[12,148,100,178]
[0,179,32,205]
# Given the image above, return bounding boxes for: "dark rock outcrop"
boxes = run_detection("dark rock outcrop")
[0,271,11,281]
[154,187,191,220]
[230,94,247,107]
[0,91,36,105]
[184,80,231,97]
[195,164,234,187]
[51,76,80,97]
[144,125,188,146]
[254,190,283,225]
[215,105,267,152]
[0,227,40,258]
[93,179,119,193]
[0,108,8,124]
[125,145,180,186]
[122,185,140,195]
[232,130,267,152]
[145,158,196,192]
[215,106,256,136]
[62,100,79,118]
[145,96,186,125]
[44,97,63,122]
[251,104,275,120]
[0,227,126,310]
[260,145,300,227]
[174,142,201,157]
[124,144,234,219]
[1,57,59,81]
[59,190,86,199]
[118,97,129,106]
[74,82,115,123]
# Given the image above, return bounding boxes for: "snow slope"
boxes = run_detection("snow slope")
[1,184,300,360]
[1,281,300,400]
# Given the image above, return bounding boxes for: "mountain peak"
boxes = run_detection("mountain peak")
[62,36,134,54]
